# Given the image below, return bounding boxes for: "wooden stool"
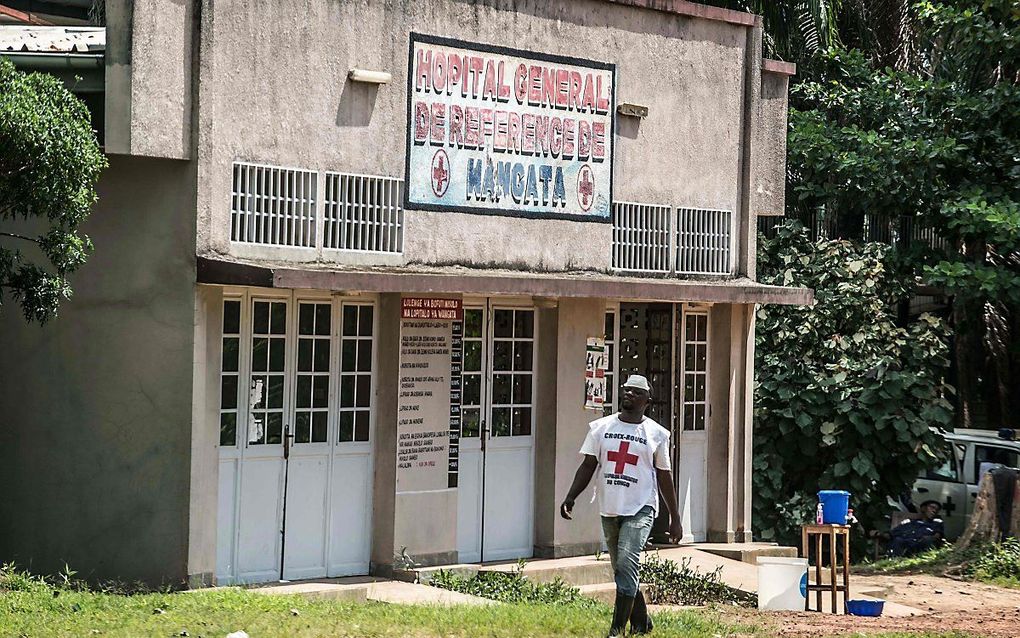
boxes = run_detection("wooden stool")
[801,524,850,613]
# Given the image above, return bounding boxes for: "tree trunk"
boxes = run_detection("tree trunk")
[956,469,1020,549]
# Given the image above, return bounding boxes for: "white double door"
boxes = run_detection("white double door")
[216,292,375,584]
[456,302,536,563]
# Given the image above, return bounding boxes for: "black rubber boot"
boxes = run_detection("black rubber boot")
[608,592,636,637]
[629,590,653,634]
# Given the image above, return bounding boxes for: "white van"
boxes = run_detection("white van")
[907,429,1020,540]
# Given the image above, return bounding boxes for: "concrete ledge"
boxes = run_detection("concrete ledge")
[483,556,615,586]
[367,580,496,606]
[196,257,815,307]
[578,582,648,605]
[694,542,798,565]
[410,564,482,585]
[763,59,797,76]
[534,541,604,559]
[247,579,374,602]
[605,0,756,26]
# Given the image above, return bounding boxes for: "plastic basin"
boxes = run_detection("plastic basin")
[846,599,884,617]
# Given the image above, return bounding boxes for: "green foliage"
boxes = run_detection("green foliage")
[859,538,1020,588]
[754,222,954,545]
[638,553,755,607]
[786,6,1020,334]
[969,538,1020,585]
[428,566,601,609]
[0,57,106,323]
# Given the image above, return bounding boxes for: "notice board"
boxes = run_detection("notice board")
[396,297,463,493]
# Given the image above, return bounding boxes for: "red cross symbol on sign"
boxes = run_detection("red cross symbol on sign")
[431,149,450,197]
[577,164,595,211]
[606,441,639,474]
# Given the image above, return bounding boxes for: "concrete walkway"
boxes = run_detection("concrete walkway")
[242,542,924,617]
[246,576,494,605]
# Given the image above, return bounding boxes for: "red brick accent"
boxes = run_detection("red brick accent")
[604,0,757,27]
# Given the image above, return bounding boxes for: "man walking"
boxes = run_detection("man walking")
[560,374,682,636]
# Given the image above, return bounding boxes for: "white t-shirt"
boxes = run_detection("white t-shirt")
[580,413,671,517]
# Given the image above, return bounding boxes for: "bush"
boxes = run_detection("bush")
[429,565,600,609]
[754,222,954,547]
[969,538,1020,584]
[638,553,755,607]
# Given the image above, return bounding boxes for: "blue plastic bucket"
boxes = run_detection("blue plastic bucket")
[818,490,850,524]
[846,599,884,617]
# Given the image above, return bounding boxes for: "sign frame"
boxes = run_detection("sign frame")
[404,32,616,223]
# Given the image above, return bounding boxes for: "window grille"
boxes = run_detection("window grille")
[231,162,317,247]
[676,208,733,276]
[612,202,672,272]
[324,172,404,254]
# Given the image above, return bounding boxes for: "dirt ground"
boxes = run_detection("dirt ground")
[719,573,1020,637]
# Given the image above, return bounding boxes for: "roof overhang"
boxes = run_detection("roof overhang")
[197,257,814,306]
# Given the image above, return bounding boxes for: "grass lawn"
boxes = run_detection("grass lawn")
[0,584,743,638]
[0,567,1001,637]
[0,585,994,638]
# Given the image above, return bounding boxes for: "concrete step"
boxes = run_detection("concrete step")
[692,542,798,565]
[366,580,496,606]
[413,563,482,585]
[481,555,615,587]
[577,582,647,605]
[247,576,381,602]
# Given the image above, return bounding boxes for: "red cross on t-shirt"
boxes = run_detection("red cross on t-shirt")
[606,441,639,474]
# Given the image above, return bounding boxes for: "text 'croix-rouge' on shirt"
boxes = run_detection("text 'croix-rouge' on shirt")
[580,414,671,517]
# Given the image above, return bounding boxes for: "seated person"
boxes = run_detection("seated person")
[887,500,944,557]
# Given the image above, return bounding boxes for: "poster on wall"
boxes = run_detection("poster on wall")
[397,297,464,493]
[585,336,608,411]
[405,33,615,222]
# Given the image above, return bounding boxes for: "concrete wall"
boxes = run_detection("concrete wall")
[105,0,196,159]
[187,285,224,587]
[189,0,765,273]
[0,156,198,584]
[535,297,606,556]
[750,68,791,218]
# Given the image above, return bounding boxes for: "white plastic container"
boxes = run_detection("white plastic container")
[756,556,808,611]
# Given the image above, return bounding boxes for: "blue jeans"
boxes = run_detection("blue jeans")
[601,505,655,597]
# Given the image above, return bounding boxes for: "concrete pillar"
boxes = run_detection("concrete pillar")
[536,297,605,558]
[187,284,223,587]
[705,304,755,543]
[706,304,733,541]
[370,293,401,574]
[738,305,756,541]
[533,304,560,555]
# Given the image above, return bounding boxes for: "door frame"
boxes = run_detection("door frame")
[216,287,377,584]
[676,304,711,543]
[458,296,537,563]
[611,300,711,543]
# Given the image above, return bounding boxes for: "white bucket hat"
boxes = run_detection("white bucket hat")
[622,374,651,392]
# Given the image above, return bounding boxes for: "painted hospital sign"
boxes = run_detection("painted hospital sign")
[405,33,615,222]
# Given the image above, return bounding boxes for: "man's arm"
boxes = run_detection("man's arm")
[560,455,598,520]
[656,468,683,543]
